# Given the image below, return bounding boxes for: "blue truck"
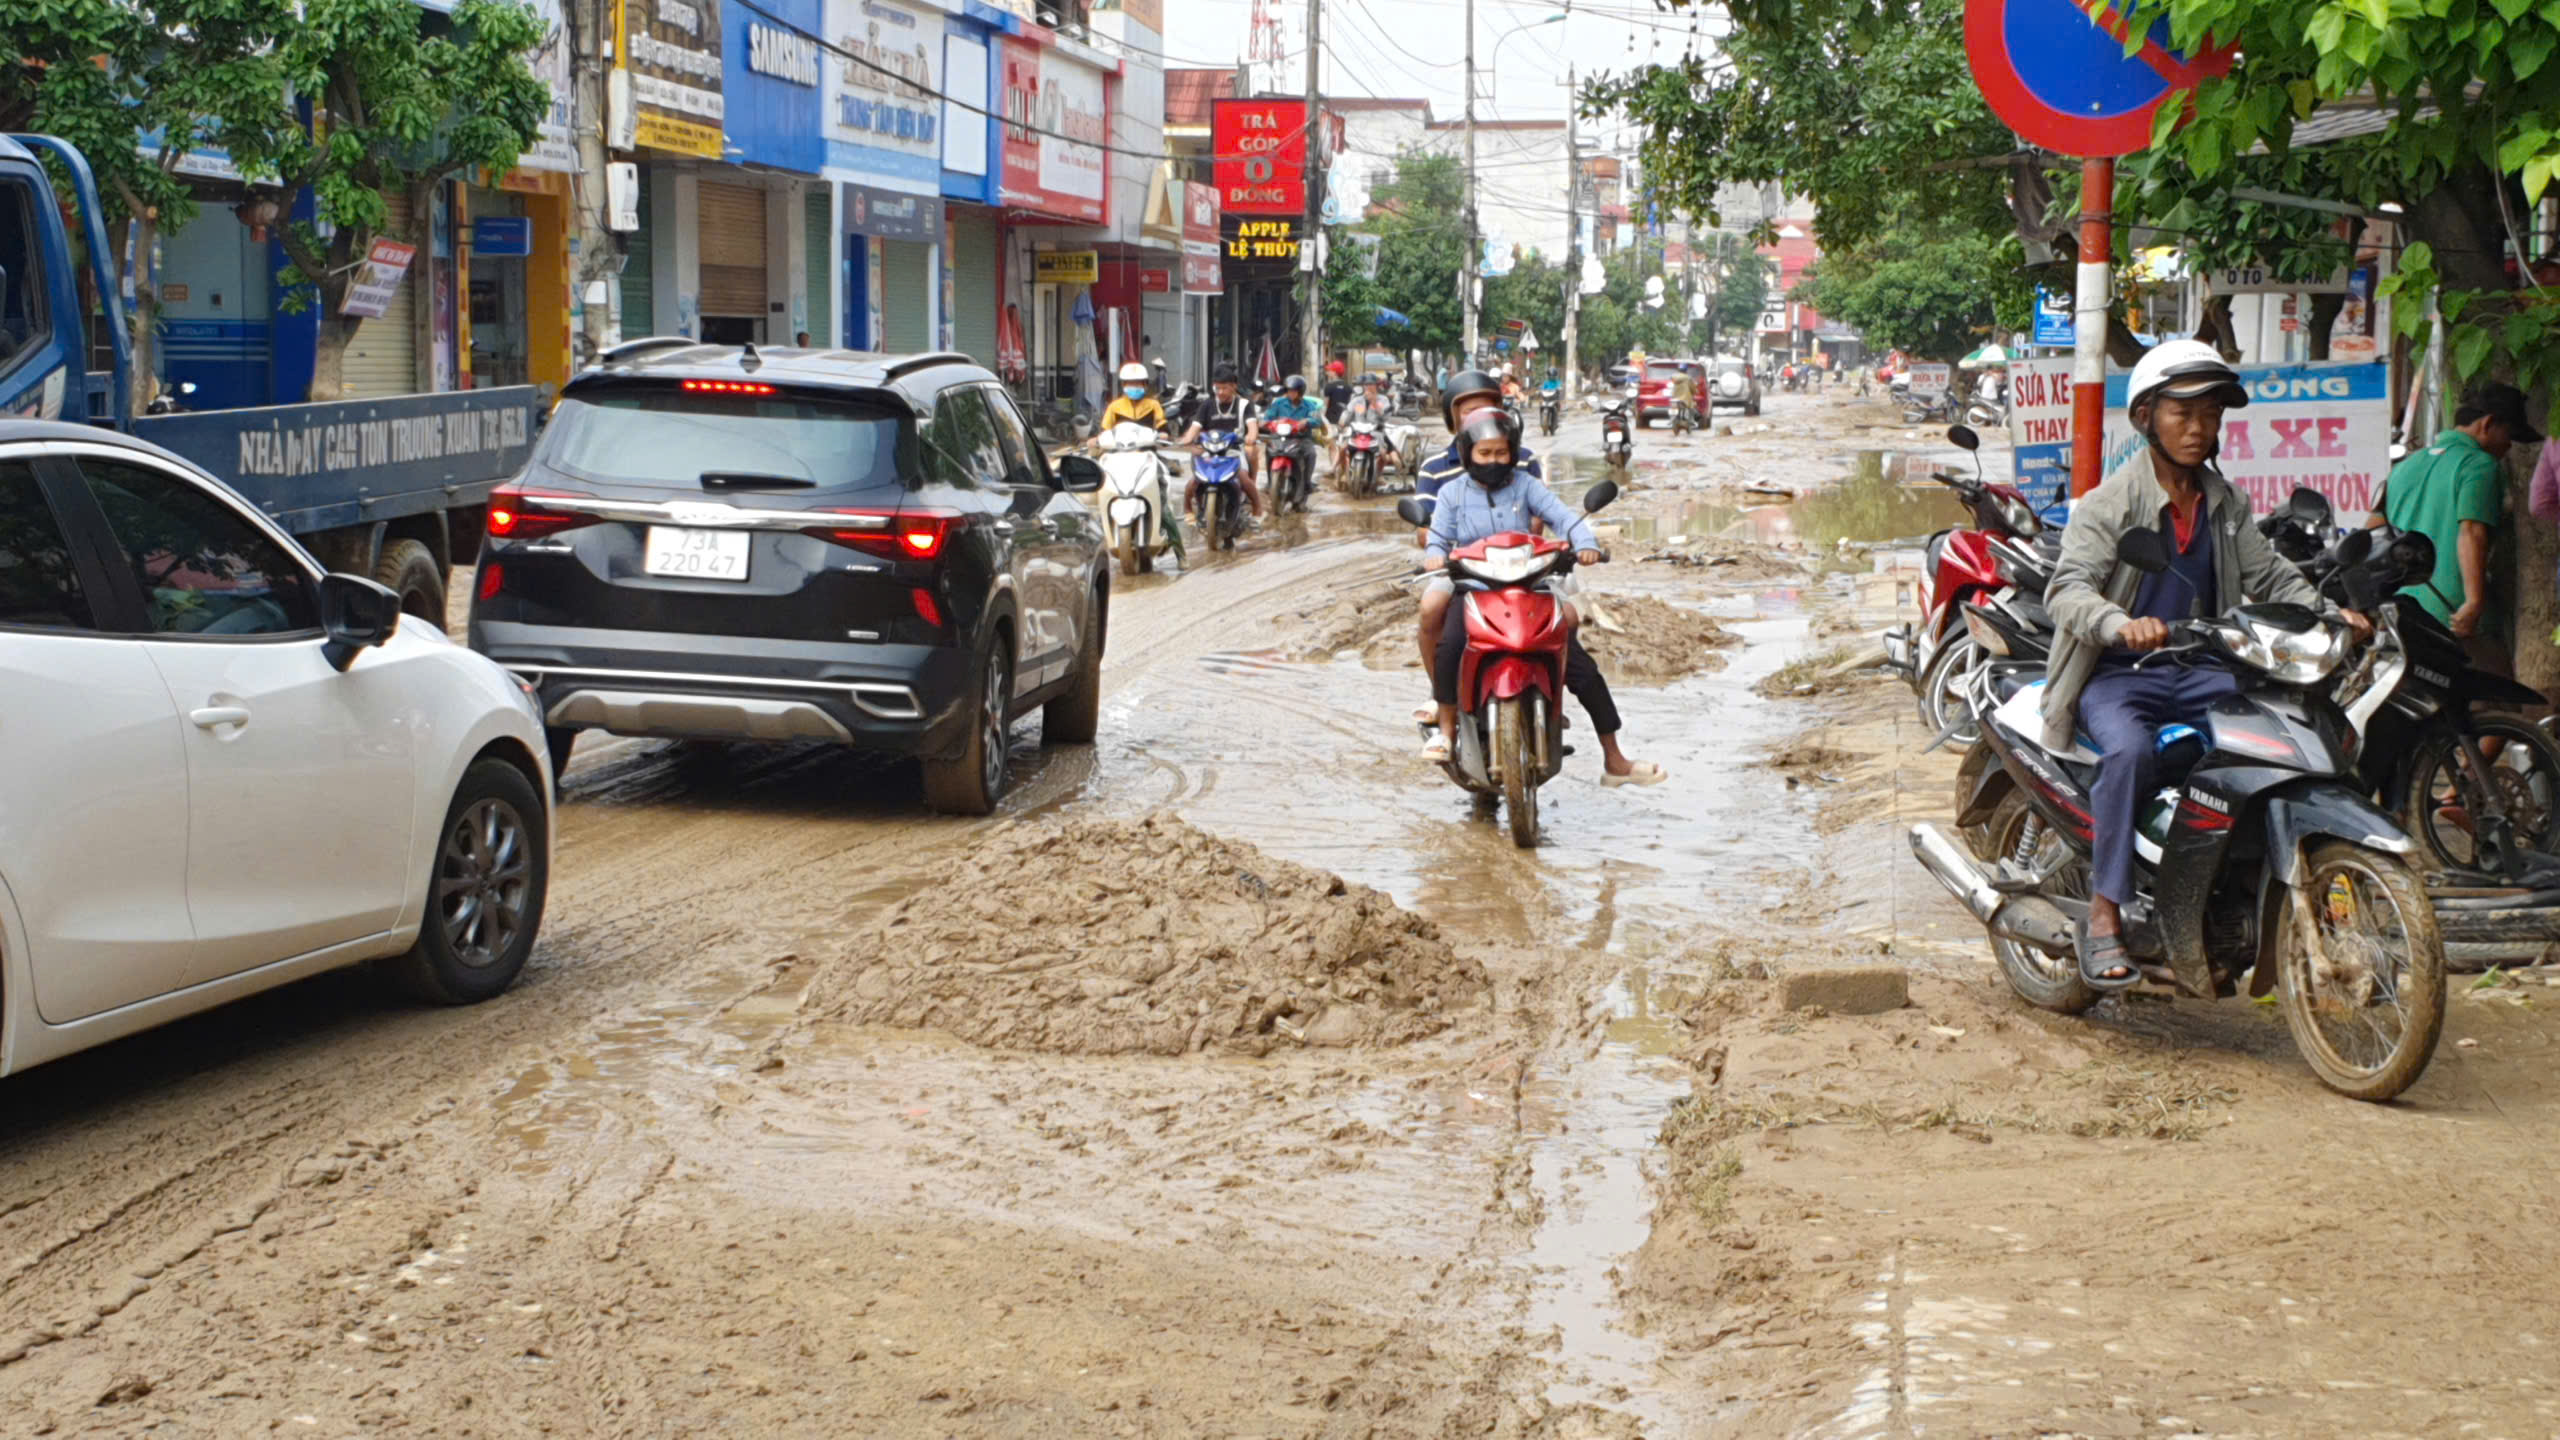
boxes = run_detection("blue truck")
[0,133,536,627]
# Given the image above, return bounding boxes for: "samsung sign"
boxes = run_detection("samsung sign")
[748,22,820,86]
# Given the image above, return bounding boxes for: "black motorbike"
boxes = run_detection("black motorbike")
[1539,392,1560,437]
[1916,525,2447,1102]
[1600,399,1633,468]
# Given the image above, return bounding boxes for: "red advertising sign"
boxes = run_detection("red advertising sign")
[1140,268,1172,293]
[1183,252,1222,293]
[999,37,1108,223]
[1183,179,1219,245]
[1212,97,1308,216]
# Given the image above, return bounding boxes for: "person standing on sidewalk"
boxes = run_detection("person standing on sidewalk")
[2381,381,2539,675]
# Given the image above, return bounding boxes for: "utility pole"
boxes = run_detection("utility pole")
[570,0,618,365]
[1300,0,1325,385]
[1562,63,1579,404]
[1461,0,1478,365]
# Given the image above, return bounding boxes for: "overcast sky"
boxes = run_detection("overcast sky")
[1160,0,1726,145]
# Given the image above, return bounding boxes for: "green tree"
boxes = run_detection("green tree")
[1327,152,1470,356]
[1795,221,2031,361]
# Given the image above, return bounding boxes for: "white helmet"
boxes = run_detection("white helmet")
[1117,361,1149,384]
[2126,339,2248,416]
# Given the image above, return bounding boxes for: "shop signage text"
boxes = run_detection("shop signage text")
[998,39,1107,222]
[1140,269,1171,293]
[1211,98,1308,216]
[625,0,725,157]
[2007,357,2390,513]
[748,22,821,85]
[471,216,534,258]
[842,181,944,243]
[1182,251,1221,293]
[1905,361,1951,399]
[829,0,943,174]
[1033,250,1100,284]
[340,238,418,318]
[722,0,823,171]
[1222,216,1299,263]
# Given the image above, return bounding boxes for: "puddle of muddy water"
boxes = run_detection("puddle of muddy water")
[1558,451,1970,563]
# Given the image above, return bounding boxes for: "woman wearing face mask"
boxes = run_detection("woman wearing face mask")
[1099,361,1170,434]
[1419,408,1666,786]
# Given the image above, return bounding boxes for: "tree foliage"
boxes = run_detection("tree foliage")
[1795,220,2031,361]
[1326,151,1471,355]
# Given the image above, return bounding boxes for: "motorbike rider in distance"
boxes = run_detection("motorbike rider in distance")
[1420,406,1664,785]
[1178,362,1265,520]
[2042,339,2366,991]
[1263,374,1328,478]
[1335,372,1396,478]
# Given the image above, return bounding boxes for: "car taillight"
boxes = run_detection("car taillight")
[486,487,593,541]
[477,563,505,600]
[682,379,777,395]
[808,508,961,560]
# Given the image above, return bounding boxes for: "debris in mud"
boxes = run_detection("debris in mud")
[1756,737,1864,786]
[1279,574,1740,685]
[1754,642,1888,698]
[804,813,1488,1056]
[1636,537,1804,582]
[1280,570,1422,669]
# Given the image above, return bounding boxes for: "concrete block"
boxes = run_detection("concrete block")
[1780,966,1908,1015]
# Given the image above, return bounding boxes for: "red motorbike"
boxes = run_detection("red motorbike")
[1881,425,2046,745]
[1397,479,1620,848]
[1264,417,1316,513]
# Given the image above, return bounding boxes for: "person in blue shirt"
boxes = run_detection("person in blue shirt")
[1415,367,1542,628]
[1262,373,1328,489]
[1418,407,1665,785]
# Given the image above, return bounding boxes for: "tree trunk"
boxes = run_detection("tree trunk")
[310,314,357,402]
[2512,447,2559,702]
[2305,292,2347,361]
[2194,293,2240,359]
[2104,314,2148,367]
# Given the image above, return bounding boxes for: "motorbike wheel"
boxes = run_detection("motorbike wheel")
[1217,490,1239,550]
[1981,792,2100,1015]
[2275,841,2446,1102]
[1496,697,1539,848]
[2401,716,2560,871]
[1916,630,1981,748]
[1115,529,1140,578]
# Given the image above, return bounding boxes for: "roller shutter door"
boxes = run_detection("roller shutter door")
[698,181,769,321]
[621,171,654,334]
[950,215,998,367]
[881,240,930,353]
[802,188,832,347]
[342,190,419,396]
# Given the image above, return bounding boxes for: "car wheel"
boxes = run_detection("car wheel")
[1043,588,1107,745]
[922,630,1013,815]
[386,758,548,1004]
[375,538,446,633]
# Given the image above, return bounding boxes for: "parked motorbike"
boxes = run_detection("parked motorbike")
[1918,526,2447,1101]
[1192,427,1251,552]
[1600,400,1634,469]
[1396,478,1622,848]
[1883,425,2046,746]
[1095,421,1175,575]
[1343,417,1388,497]
[1264,417,1317,514]
[143,379,199,415]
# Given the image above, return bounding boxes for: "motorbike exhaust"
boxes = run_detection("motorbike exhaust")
[1907,823,2077,955]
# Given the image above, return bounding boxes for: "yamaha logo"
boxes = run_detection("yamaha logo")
[2416,666,2451,688]
[2185,788,2229,814]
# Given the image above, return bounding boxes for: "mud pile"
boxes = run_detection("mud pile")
[1578,592,1741,683]
[809,813,1487,1055]
[1281,572,1419,669]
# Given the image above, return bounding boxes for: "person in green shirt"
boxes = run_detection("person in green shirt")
[2378,381,2538,663]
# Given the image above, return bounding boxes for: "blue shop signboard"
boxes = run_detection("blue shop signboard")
[724,0,825,173]
[472,216,534,258]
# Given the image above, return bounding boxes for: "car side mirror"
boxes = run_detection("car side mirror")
[320,573,403,671]
[1054,454,1104,493]
[1396,496,1433,528]
[1947,424,1980,451]
[2117,526,2172,575]
[1580,478,1621,513]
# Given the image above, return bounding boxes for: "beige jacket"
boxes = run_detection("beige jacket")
[2039,448,2318,752]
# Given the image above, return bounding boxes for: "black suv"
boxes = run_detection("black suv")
[468,340,1110,814]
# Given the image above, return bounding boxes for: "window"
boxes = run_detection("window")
[0,460,92,629]
[541,387,902,494]
[982,386,1045,488]
[922,386,1003,489]
[79,459,317,636]
[0,178,52,379]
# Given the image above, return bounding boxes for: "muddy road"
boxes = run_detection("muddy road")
[7,388,2559,1437]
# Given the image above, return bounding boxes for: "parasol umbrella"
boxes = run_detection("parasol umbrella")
[1959,342,2010,370]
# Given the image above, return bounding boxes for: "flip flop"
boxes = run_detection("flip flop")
[1419,733,1452,763]
[1412,703,1439,725]
[1600,762,1668,787]
[2077,925,2140,992]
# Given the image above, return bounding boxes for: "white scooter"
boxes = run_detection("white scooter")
[1095,421,1176,575]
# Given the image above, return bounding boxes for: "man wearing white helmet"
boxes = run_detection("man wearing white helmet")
[2042,339,2362,990]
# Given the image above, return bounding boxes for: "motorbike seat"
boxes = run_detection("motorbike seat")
[1988,678,2101,765]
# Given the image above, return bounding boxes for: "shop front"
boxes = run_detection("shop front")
[840,182,943,351]
[1179,177,1221,383]
[998,31,1112,428]
[1210,96,1309,380]
[693,0,823,344]
[822,0,946,351]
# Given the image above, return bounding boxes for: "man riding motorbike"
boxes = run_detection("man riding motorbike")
[1419,406,1665,785]
[2042,339,2365,990]
[1262,373,1328,498]
[1334,372,1397,478]
[1178,362,1265,521]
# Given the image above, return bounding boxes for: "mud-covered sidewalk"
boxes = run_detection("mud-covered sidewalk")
[5,389,2558,1438]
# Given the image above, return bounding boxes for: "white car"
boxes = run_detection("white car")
[0,423,553,1077]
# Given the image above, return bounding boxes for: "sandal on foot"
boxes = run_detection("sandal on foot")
[1412,703,1440,725]
[2077,926,2140,992]
[1600,762,1668,788]
[1420,733,1452,762]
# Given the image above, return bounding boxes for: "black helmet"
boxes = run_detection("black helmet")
[1457,405,1522,457]
[1212,362,1239,384]
[1442,368,1501,427]
[1284,374,1307,393]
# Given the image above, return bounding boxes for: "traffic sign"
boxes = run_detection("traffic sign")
[2032,288,2074,347]
[1964,0,2235,157]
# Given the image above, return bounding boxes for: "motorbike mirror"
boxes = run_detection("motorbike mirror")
[1581,478,1621,514]
[2331,527,2372,567]
[1395,496,1433,528]
[1946,424,1980,451]
[2386,529,2436,584]
[2287,485,2330,522]
[2116,526,2173,575]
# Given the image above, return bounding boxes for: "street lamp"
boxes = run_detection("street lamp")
[1464,10,1567,362]
[1490,10,1569,74]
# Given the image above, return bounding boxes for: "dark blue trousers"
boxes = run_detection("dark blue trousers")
[2078,664,2241,904]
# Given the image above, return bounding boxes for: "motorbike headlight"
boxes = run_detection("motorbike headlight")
[1998,496,2041,536]
[2221,618,2345,684]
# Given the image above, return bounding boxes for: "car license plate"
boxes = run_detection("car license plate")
[643,526,750,581]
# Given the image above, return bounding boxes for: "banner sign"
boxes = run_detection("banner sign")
[625,0,725,158]
[1139,268,1172,293]
[825,0,942,183]
[1032,250,1099,284]
[2106,362,2391,519]
[340,238,419,318]
[2032,288,2073,347]
[1182,249,1221,293]
[1906,361,1952,399]
[2005,355,2076,506]
[842,181,943,242]
[1222,215,1300,265]
[470,216,534,258]
[1211,97,1308,216]
[998,39,1107,222]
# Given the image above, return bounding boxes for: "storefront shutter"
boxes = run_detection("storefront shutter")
[698,181,769,319]
[342,190,419,397]
[950,214,998,368]
[621,170,654,334]
[881,240,930,353]
[802,188,832,347]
